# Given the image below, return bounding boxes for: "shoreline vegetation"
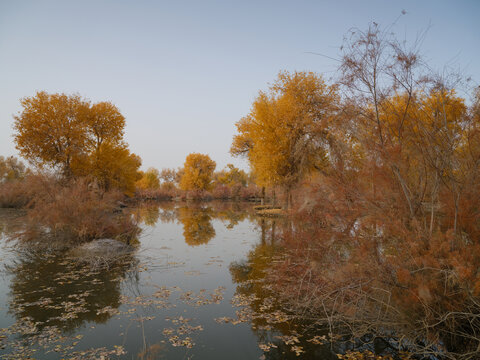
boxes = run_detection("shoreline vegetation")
[1,20,480,359]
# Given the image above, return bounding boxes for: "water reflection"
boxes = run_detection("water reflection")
[0,209,26,240]
[134,201,254,247]
[177,205,216,246]
[5,250,137,333]
[136,342,167,360]
[1,202,343,359]
[212,201,252,229]
[230,218,339,359]
[133,204,161,226]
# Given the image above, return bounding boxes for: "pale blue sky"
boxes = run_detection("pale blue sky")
[1,0,479,171]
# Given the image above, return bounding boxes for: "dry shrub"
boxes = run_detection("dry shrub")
[22,177,139,244]
[0,175,42,208]
[239,184,261,200]
[133,183,260,202]
[185,189,212,201]
[210,184,232,199]
[267,174,480,359]
[135,187,176,201]
[260,23,480,358]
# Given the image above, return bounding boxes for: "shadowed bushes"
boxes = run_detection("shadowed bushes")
[29,179,139,243]
[135,186,177,201]
[0,178,35,208]
[0,173,54,208]
[0,174,140,244]
[134,182,261,202]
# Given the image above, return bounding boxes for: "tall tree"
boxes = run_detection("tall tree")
[231,71,338,208]
[85,101,125,153]
[136,167,161,190]
[13,91,89,177]
[215,164,248,187]
[179,153,216,191]
[13,91,141,194]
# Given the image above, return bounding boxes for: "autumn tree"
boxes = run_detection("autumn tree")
[159,168,179,190]
[231,71,338,208]
[0,156,27,182]
[72,142,141,196]
[215,164,248,187]
[13,92,89,177]
[85,101,125,153]
[13,91,141,195]
[179,153,216,191]
[136,167,161,190]
[264,22,480,358]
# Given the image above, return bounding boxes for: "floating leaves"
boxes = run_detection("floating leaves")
[337,350,393,359]
[258,342,277,352]
[0,203,336,360]
[291,345,305,356]
[307,335,326,345]
[213,316,242,325]
[178,286,226,307]
[162,316,204,349]
[275,334,300,345]
[96,305,120,316]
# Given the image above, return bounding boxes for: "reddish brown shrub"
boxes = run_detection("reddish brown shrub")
[5,176,141,244]
[0,174,52,208]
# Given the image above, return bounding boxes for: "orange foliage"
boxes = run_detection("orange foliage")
[231,71,338,208]
[13,92,141,195]
[179,153,216,191]
[264,24,480,358]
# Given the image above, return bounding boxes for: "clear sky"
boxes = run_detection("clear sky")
[1,0,479,171]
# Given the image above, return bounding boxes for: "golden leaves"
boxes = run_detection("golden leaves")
[231,71,338,190]
[13,91,141,195]
[179,153,216,191]
[136,167,161,190]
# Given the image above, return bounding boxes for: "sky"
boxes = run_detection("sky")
[0,0,479,171]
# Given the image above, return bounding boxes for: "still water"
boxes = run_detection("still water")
[0,202,337,359]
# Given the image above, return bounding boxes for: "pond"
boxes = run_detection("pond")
[0,202,341,359]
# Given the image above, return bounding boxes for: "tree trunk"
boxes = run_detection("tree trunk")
[429,172,439,237]
[271,220,276,245]
[261,218,266,245]
[284,187,290,210]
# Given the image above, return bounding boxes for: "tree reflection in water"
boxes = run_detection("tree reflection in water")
[133,201,253,247]
[228,218,336,359]
[5,249,138,333]
[228,217,397,359]
[132,203,161,226]
[177,205,216,246]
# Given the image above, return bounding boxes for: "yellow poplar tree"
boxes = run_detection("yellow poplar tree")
[180,153,216,191]
[215,164,248,187]
[13,91,89,177]
[231,71,338,208]
[136,168,161,190]
[13,91,142,195]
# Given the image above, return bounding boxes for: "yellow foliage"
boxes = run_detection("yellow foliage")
[136,168,161,190]
[231,71,338,190]
[0,156,27,182]
[179,153,216,191]
[85,101,125,152]
[13,91,89,176]
[379,90,466,144]
[13,91,141,195]
[72,142,141,196]
[215,164,248,187]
